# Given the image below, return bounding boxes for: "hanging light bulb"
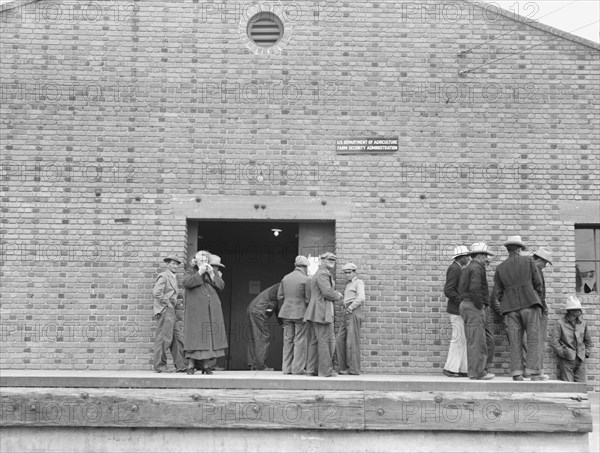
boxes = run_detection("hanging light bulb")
[271,228,282,237]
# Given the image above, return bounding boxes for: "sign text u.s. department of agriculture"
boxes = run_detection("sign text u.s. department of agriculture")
[336,138,398,154]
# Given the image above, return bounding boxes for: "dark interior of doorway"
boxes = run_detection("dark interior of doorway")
[196,221,299,371]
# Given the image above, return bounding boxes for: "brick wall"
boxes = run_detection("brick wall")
[1,0,598,389]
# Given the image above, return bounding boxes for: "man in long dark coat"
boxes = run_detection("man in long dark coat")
[182,251,227,375]
[247,283,281,371]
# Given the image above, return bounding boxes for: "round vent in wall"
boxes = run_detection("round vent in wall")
[247,12,284,48]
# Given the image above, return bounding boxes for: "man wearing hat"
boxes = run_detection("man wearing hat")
[304,252,343,377]
[152,254,186,373]
[532,247,553,370]
[336,262,365,375]
[494,236,547,381]
[551,296,592,382]
[442,245,470,378]
[247,283,282,371]
[278,256,312,375]
[458,243,495,380]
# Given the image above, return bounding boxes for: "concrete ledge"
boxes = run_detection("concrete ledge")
[0,369,588,393]
[0,427,592,453]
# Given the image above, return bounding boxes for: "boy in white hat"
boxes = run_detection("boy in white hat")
[551,296,592,382]
[442,245,470,377]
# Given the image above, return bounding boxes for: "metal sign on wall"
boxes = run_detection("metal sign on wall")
[336,137,398,154]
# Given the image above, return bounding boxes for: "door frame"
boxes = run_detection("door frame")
[185,218,337,370]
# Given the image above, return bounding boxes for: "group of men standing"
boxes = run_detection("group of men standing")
[246,252,365,377]
[443,236,592,382]
[151,237,591,381]
[151,251,365,376]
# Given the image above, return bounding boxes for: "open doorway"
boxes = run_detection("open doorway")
[186,220,335,371]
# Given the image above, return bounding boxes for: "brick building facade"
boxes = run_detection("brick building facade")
[1,0,598,388]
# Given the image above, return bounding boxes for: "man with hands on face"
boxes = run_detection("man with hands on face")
[183,251,228,375]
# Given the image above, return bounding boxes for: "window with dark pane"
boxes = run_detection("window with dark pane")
[575,225,600,294]
[247,13,284,47]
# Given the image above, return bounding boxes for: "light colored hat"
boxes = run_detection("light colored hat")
[451,245,470,260]
[319,252,337,261]
[342,263,357,271]
[470,242,494,256]
[163,254,182,264]
[533,247,553,265]
[208,254,225,268]
[504,235,526,250]
[294,255,310,267]
[565,295,583,311]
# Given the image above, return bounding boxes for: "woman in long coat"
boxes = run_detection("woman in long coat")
[183,251,228,374]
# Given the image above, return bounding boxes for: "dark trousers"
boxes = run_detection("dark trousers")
[307,322,335,376]
[505,306,542,376]
[504,310,547,373]
[336,310,362,373]
[306,322,318,375]
[282,319,308,374]
[153,307,186,372]
[558,357,587,383]
[459,300,493,378]
[484,306,495,371]
[247,308,271,370]
[539,311,548,369]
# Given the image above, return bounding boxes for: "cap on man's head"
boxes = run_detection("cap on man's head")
[294,255,310,267]
[163,254,182,264]
[503,235,526,250]
[533,247,553,265]
[319,252,337,261]
[342,263,357,272]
